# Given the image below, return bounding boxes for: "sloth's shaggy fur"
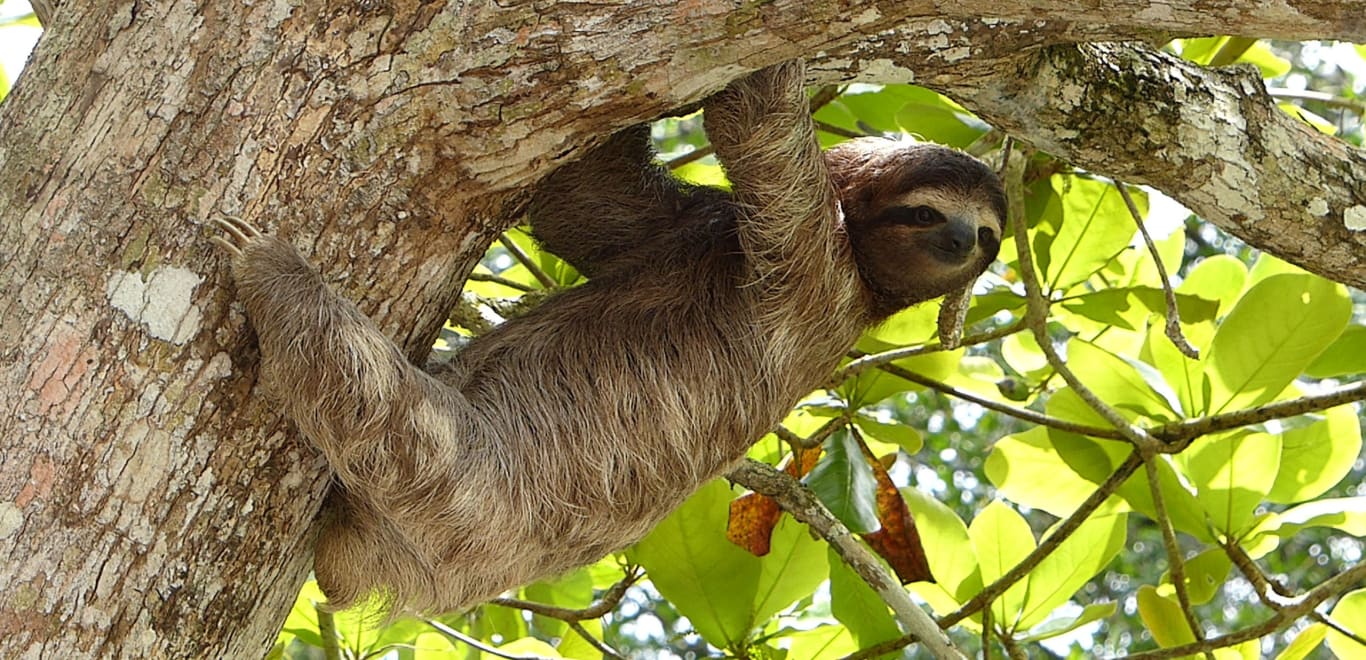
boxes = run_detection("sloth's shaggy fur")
[214,61,1005,614]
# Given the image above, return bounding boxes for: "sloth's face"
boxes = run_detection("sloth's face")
[825,140,1006,319]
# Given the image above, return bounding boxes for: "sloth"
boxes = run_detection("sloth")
[213,61,1005,614]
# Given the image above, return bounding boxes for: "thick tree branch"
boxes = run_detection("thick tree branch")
[937,43,1366,290]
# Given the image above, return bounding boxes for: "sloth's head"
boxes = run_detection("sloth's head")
[826,138,1007,320]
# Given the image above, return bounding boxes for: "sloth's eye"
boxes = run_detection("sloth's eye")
[883,205,945,227]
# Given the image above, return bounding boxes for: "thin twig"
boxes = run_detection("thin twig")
[490,570,641,621]
[1141,454,1210,654]
[567,620,626,660]
[316,605,343,660]
[1007,140,1203,651]
[982,604,992,660]
[1154,382,1366,445]
[833,320,1026,382]
[1122,559,1366,659]
[1310,611,1366,648]
[1267,88,1366,114]
[728,459,967,659]
[666,146,713,169]
[425,618,557,660]
[815,120,869,139]
[1115,182,1198,359]
[847,354,1127,441]
[1223,539,1295,607]
[466,271,539,293]
[1005,143,1160,455]
[500,233,558,290]
[941,451,1143,627]
[839,632,921,660]
[774,416,848,450]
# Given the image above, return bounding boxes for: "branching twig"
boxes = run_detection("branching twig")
[833,320,1026,382]
[1008,141,1203,652]
[1142,455,1209,653]
[845,355,1128,441]
[727,459,967,660]
[1154,382,1366,445]
[774,416,847,450]
[500,233,558,290]
[490,569,642,621]
[941,450,1143,627]
[1115,182,1199,359]
[1005,143,1161,455]
[1122,560,1366,659]
[466,271,539,293]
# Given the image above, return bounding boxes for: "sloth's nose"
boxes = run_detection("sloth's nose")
[943,217,977,259]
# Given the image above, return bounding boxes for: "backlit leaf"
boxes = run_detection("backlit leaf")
[1206,273,1350,414]
[1327,589,1366,658]
[969,500,1035,629]
[1136,585,1196,647]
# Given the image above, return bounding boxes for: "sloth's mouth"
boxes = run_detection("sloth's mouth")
[926,242,974,264]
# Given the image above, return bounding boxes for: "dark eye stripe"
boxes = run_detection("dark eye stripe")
[880,205,945,227]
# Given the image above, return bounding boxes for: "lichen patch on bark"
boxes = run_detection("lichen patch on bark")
[105,266,205,345]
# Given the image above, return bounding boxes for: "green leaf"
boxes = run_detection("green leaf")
[1268,403,1362,503]
[1277,623,1326,660]
[828,547,902,649]
[497,638,563,658]
[1145,322,1206,422]
[556,619,604,660]
[1178,37,1227,64]
[1179,254,1248,319]
[1042,176,1142,292]
[1001,331,1049,378]
[1116,454,1211,542]
[1018,511,1127,629]
[803,428,881,533]
[1020,602,1117,642]
[1136,585,1196,647]
[1237,41,1293,77]
[783,625,858,659]
[902,487,982,603]
[411,630,461,658]
[1179,548,1232,605]
[1273,497,1366,537]
[968,500,1036,630]
[1179,430,1282,536]
[1060,288,1219,331]
[985,428,1117,517]
[524,568,593,637]
[1328,589,1366,658]
[854,415,922,454]
[628,480,762,648]
[753,516,829,622]
[1206,273,1351,414]
[892,87,990,148]
[278,580,326,649]
[1066,339,1182,421]
[1305,325,1366,378]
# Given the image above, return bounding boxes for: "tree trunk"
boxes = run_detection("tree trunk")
[0,1,1361,656]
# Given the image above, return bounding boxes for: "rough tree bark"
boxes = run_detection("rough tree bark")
[0,1,1361,657]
